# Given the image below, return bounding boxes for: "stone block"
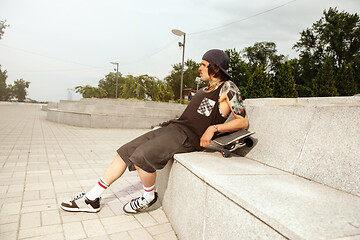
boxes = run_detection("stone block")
[245,105,315,173]
[161,161,206,240]
[295,106,360,196]
[204,186,286,240]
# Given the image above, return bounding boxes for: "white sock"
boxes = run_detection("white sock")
[86,178,110,200]
[142,184,155,202]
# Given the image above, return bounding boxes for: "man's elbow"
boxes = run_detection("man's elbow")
[242,117,249,130]
[235,116,249,130]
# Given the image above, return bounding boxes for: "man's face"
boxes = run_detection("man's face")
[199,60,211,82]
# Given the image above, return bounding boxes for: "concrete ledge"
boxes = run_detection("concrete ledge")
[242,96,360,197]
[46,99,186,129]
[47,108,175,128]
[157,152,360,240]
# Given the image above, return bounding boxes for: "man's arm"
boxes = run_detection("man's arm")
[200,81,249,147]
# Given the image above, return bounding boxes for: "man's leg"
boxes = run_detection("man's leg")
[135,164,156,187]
[85,154,127,200]
[102,154,128,185]
[135,164,156,202]
[60,154,127,213]
[123,165,158,215]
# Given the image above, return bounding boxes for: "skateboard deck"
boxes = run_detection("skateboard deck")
[212,129,255,157]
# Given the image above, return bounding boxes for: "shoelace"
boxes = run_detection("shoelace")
[71,192,85,201]
[130,196,149,211]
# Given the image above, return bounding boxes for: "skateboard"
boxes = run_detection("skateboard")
[212,129,255,157]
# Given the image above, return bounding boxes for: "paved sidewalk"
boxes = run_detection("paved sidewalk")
[0,103,177,240]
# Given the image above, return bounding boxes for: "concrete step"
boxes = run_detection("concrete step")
[46,109,176,128]
[46,99,186,128]
[157,152,360,240]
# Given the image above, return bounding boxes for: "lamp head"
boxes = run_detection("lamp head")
[172,29,185,36]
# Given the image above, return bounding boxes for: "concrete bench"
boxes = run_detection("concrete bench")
[157,96,360,240]
[46,98,186,128]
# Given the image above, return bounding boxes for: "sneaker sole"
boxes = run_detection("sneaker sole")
[60,204,100,213]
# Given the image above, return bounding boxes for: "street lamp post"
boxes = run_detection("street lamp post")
[171,29,186,104]
[110,62,119,98]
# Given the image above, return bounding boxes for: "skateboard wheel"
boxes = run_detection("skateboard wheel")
[224,143,235,150]
[222,149,231,158]
[244,138,253,147]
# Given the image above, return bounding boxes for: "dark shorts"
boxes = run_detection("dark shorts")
[117,123,196,173]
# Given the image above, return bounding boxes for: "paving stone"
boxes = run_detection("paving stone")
[146,223,173,236]
[18,224,63,239]
[0,185,9,194]
[0,231,17,240]
[61,211,100,223]
[153,231,178,240]
[134,212,158,228]
[7,184,24,193]
[41,210,61,225]
[23,232,65,240]
[63,222,86,240]
[23,190,40,201]
[20,212,41,229]
[0,214,19,225]
[82,219,107,237]
[39,189,56,199]
[149,208,170,224]
[128,228,154,240]
[0,222,19,233]
[22,198,56,207]
[21,203,58,213]
[109,232,133,240]
[0,202,22,215]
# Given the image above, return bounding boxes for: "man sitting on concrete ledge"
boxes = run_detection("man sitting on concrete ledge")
[60,49,249,214]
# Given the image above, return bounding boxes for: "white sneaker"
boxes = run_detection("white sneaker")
[123,192,158,214]
[60,192,101,213]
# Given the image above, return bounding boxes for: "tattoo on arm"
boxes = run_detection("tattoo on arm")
[226,82,246,118]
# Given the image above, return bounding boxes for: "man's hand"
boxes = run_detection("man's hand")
[200,125,217,147]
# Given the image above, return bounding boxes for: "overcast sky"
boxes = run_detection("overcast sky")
[0,0,359,102]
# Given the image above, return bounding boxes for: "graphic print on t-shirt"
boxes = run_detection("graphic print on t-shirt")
[197,97,215,117]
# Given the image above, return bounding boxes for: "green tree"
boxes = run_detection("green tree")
[293,8,360,97]
[138,75,174,102]
[243,41,285,75]
[0,65,10,101]
[0,21,11,101]
[0,20,9,40]
[246,65,273,98]
[225,48,250,97]
[295,54,316,97]
[273,62,298,98]
[294,7,360,91]
[351,55,360,92]
[294,8,360,67]
[11,79,30,102]
[75,85,107,98]
[287,58,311,97]
[336,62,358,96]
[154,80,174,102]
[119,75,146,100]
[98,72,126,98]
[165,60,203,100]
[313,58,338,97]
